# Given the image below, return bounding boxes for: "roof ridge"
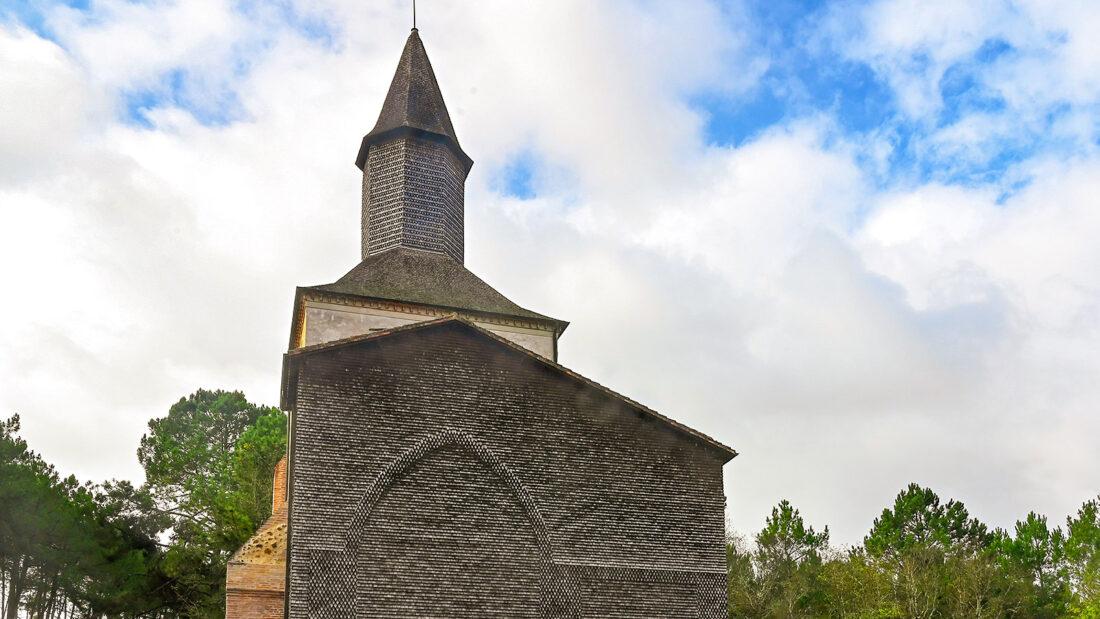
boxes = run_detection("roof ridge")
[394,30,419,131]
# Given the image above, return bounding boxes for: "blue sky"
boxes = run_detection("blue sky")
[2,0,1099,544]
[492,0,1098,204]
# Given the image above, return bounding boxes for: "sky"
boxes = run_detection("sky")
[1,0,1098,546]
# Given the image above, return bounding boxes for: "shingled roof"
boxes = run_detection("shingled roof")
[355,29,472,172]
[302,248,566,327]
[282,317,738,462]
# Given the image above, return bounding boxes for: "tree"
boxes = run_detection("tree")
[943,548,1030,618]
[865,483,989,560]
[0,391,284,618]
[727,532,763,618]
[727,500,830,618]
[757,500,831,568]
[138,389,286,618]
[230,407,290,527]
[0,416,170,618]
[995,512,1072,617]
[1066,497,1100,616]
[860,484,998,618]
[818,547,898,618]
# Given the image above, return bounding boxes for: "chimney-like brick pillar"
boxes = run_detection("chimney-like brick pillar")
[272,456,287,513]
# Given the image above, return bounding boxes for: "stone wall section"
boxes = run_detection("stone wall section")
[287,324,728,618]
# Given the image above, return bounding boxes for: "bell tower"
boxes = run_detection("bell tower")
[355,28,472,263]
[284,28,566,360]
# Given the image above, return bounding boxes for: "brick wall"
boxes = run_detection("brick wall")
[272,457,287,513]
[287,322,729,618]
[226,564,284,619]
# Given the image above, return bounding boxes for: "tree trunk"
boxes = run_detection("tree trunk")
[1,557,7,619]
[28,576,42,619]
[4,555,26,619]
[43,573,58,619]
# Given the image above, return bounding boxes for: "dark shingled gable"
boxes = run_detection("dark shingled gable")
[304,247,567,327]
[282,316,737,461]
[284,316,732,617]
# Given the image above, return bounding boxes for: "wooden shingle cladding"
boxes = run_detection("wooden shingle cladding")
[360,137,467,262]
[356,29,472,263]
[282,319,733,618]
[355,29,471,173]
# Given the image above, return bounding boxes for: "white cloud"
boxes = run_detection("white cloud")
[0,25,104,182]
[829,0,1100,168]
[0,0,1098,547]
[839,0,1007,118]
[47,0,243,91]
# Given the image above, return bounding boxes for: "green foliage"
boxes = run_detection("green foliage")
[756,500,830,616]
[1066,498,1100,616]
[728,500,830,618]
[995,512,1072,617]
[0,415,170,618]
[818,548,898,618]
[727,533,759,616]
[231,407,290,527]
[864,483,989,559]
[139,389,287,618]
[729,487,1100,618]
[758,500,831,566]
[0,389,286,619]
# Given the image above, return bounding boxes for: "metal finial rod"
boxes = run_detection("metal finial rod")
[412,0,417,30]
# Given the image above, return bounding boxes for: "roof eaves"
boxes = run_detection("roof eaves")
[355,125,473,173]
[297,285,570,334]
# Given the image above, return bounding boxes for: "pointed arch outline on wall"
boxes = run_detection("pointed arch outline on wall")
[341,428,553,557]
[310,428,579,617]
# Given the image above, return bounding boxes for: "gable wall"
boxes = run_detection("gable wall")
[301,299,556,358]
[287,325,728,618]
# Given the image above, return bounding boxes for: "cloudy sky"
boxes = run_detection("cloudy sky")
[2,0,1098,545]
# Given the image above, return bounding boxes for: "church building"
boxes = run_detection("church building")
[227,27,737,619]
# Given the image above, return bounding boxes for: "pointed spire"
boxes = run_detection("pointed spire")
[355,30,472,172]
